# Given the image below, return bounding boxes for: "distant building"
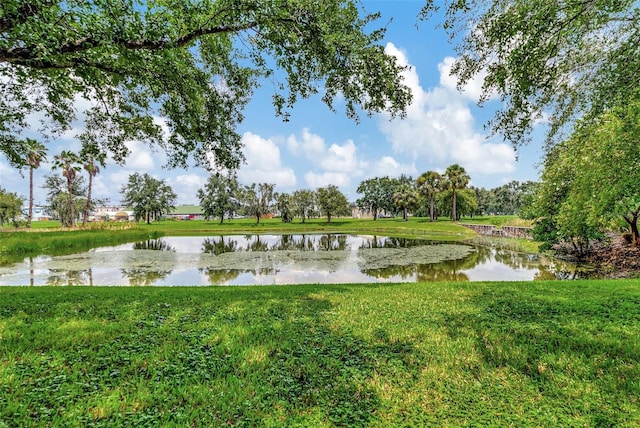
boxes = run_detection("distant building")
[168,206,204,220]
[21,206,51,221]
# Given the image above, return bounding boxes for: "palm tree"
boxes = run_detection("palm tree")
[444,164,471,221]
[22,139,47,228]
[392,184,418,221]
[80,151,105,227]
[416,171,442,222]
[52,151,81,227]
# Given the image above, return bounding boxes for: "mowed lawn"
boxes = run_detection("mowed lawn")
[2,280,640,426]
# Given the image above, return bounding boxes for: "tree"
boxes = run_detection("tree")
[197,173,239,224]
[52,150,81,227]
[20,138,47,228]
[275,192,293,223]
[356,176,394,220]
[421,1,640,148]
[291,189,316,223]
[524,99,640,252]
[121,173,176,224]
[0,187,23,227]
[1,1,411,171]
[316,185,350,223]
[41,173,86,226]
[239,183,275,224]
[392,185,418,221]
[443,164,470,221]
[416,171,442,222]
[79,148,106,226]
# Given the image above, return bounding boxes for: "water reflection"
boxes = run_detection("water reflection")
[202,236,238,255]
[0,234,585,286]
[133,239,175,252]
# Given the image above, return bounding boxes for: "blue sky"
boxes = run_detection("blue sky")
[1,0,545,207]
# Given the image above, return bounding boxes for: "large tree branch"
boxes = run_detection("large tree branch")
[0,21,261,68]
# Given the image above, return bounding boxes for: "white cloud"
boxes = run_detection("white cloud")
[370,156,417,178]
[123,140,156,171]
[171,174,208,205]
[438,56,497,103]
[238,132,297,187]
[304,171,351,189]
[319,140,363,174]
[379,43,516,175]
[287,128,326,160]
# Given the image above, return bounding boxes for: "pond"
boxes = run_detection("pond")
[0,234,575,286]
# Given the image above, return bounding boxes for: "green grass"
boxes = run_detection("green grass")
[459,215,533,227]
[1,280,639,426]
[0,226,161,266]
[142,216,478,240]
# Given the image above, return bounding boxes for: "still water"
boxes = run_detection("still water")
[0,234,572,286]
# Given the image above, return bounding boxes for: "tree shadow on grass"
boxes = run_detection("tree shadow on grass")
[440,286,640,425]
[0,286,425,427]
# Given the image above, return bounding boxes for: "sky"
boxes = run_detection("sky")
[0,0,545,207]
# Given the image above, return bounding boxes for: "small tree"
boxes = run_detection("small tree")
[356,177,394,220]
[316,185,350,223]
[275,192,293,223]
[52,150,82,227]
[444,164,470,221]
[416,171,442,222]
[20,139,47,228]
[392,185,418,221]
[121,173,176,224]
[239,183,275,224]
[197,173,239,224]
[0,187,23,227]
[79,147,106,226]
[292,189,316,223]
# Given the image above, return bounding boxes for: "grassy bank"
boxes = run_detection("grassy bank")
[140,217,479,241]
[1,280,639,426]
[0,226,161,266]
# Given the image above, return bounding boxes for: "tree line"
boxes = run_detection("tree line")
[197,175,350,224]
[356,165,534,222]
[1,157,535,227]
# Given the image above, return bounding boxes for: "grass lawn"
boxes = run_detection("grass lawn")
[2,280,640,426]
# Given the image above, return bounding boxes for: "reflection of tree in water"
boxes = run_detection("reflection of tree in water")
[416,260,470,282]
[361,263,416,280]
[361,252,475,282]
[360,236,428,249]
[120,269,171,286]
[319,234,348,251]
[133,239,175,252]
[46,268,95,285]
[199,268,242,284]
[360,246,480,282]
[202,236,238,255]
[245,235,269,252]
[271,234,317,251]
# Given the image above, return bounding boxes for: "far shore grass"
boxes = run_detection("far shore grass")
[2,280,640,426]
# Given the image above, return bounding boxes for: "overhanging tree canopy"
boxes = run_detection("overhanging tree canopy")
[421,0,640,147]
[1,0,412,169]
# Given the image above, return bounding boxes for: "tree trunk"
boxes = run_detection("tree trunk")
[67,179,75,227]
[83,174,92,227]
[452,190,457,222]
[27,167,34,228]
[403,207,408,221]
[327,213,332,223]
[624,210,640,245]
[429,195,435,222]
